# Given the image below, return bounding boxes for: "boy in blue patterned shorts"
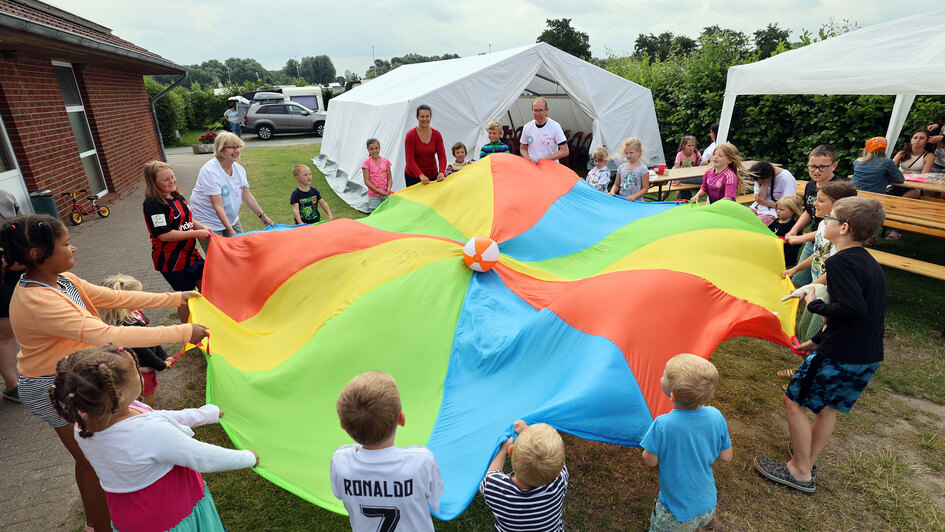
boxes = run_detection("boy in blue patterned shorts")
[641,353,733,531]
[756,196,887,493]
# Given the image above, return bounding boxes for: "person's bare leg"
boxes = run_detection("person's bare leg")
[783,394,813,481]
[0,318,16,391]
[808,407,838,465]
[54,424,110,531]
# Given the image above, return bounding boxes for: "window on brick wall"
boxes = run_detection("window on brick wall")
[52,62,107,195]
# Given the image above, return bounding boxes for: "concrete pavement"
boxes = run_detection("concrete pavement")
[0,145,246,531]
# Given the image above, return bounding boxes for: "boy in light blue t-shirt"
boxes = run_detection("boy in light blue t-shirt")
[641,353,733,531]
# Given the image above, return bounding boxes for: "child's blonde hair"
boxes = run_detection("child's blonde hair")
[486,120,502,132]
[336,371,402,446]
[664,353,719,408]
[775,195,804,220]
[292,164,309,178]
[712,143,749,194]
[591,146,610,163]
[511,423,565,487]
[677,135,697,153]
[143,161,178,205]
[620,137,643,157]
[99,274,143,325]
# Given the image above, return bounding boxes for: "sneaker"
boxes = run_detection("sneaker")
[754,456,815,493]
[3,386,21,403]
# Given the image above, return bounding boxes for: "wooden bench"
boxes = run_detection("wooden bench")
[866,249,945,281]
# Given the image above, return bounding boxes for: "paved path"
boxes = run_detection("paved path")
[0,139,317,530]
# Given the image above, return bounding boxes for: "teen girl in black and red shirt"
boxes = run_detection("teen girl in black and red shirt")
[142,161,212,321]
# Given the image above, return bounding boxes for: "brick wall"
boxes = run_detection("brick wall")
[0,54,163,218]
[76,65,162,194]
[0,54,85,216]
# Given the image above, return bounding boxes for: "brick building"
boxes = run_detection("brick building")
[0,0,185,217]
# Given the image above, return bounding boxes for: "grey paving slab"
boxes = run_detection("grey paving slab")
[0,138,317,531]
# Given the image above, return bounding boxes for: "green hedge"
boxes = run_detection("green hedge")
[607,35,945,176]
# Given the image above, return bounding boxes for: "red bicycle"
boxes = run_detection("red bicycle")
[61,189,110,225]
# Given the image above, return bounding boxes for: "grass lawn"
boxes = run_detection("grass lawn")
[165,145,944,531]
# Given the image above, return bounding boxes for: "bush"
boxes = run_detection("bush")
[144,76,186,146]
[606,29,945,177]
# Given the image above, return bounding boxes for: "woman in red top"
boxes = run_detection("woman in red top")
[404,104,447,187]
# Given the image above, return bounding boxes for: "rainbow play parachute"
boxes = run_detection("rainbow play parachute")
[190,153,796,519]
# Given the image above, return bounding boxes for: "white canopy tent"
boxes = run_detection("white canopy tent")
[718,11,945,157]
[314,42,662,212]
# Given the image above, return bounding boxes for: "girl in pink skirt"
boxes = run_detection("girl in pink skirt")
[50,345,258,532]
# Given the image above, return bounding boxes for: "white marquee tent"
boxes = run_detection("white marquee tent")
[717,11,945,156]
[314,43,662,212]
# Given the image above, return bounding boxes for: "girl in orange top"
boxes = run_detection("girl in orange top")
[0,214,209,532]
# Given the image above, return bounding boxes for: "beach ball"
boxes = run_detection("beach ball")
[462,236,499,272]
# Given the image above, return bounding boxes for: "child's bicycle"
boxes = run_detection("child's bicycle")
[61,189,110,225]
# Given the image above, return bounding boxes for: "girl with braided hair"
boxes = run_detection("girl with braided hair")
[0,214,209,531]
[51,346,258,532]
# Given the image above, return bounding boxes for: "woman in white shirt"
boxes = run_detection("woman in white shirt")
[189,132,273,251]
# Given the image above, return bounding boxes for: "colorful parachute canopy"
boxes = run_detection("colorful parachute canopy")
[190,153,796,519]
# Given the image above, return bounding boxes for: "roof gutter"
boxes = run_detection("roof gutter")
[0,12,186,73]
[149,71,189,162]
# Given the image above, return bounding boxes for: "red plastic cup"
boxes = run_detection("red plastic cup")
[657,163,666,175]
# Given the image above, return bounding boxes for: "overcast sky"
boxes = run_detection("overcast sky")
[46,1,932,78]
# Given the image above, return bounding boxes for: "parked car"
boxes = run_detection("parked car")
[244,101,327,140]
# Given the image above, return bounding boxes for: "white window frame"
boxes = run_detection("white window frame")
[53,60,107,197]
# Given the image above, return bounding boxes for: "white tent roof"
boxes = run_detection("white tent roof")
[315,42,662,212]
[718,11,945,154]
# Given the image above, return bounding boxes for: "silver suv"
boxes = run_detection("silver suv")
[244,101,327,140]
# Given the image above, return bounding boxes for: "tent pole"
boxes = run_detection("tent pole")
[717,92,737,145]
[885,94,916,158]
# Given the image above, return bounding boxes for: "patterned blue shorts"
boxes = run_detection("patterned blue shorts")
[785,353,880,414]
[649,497,715,532]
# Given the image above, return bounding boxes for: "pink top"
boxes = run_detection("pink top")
[674,150,701,167]
[404,128,446,179]
[701,167,738,203]
[362,156,392,196]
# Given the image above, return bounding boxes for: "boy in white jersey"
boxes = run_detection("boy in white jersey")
[330,371,444,532]
[480,420,569,532]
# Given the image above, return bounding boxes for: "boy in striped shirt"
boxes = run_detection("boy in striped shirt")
[480,420,568,532]
[479,120,511,159]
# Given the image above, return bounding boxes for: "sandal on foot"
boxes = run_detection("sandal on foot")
[787,442,818,479]
[754,456,815,493]
[777,368,796,379]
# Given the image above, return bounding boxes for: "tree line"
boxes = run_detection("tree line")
[152,56,338,88]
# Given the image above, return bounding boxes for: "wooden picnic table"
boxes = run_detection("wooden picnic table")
[797,181,945,239]
[650,161,775,196]
[897,174,945,195]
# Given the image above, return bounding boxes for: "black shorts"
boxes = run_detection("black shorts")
[160,258,205,292]
[0,270,20,318]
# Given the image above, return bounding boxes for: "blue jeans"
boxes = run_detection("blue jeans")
[231,121,241,137]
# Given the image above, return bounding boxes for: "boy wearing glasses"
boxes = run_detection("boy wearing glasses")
[785,145,845,285]
[756,196,887,494]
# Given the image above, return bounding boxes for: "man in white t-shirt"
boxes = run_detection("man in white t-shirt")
[330,371,444,532]
[519,97,569,163]
[700,122,720,165]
